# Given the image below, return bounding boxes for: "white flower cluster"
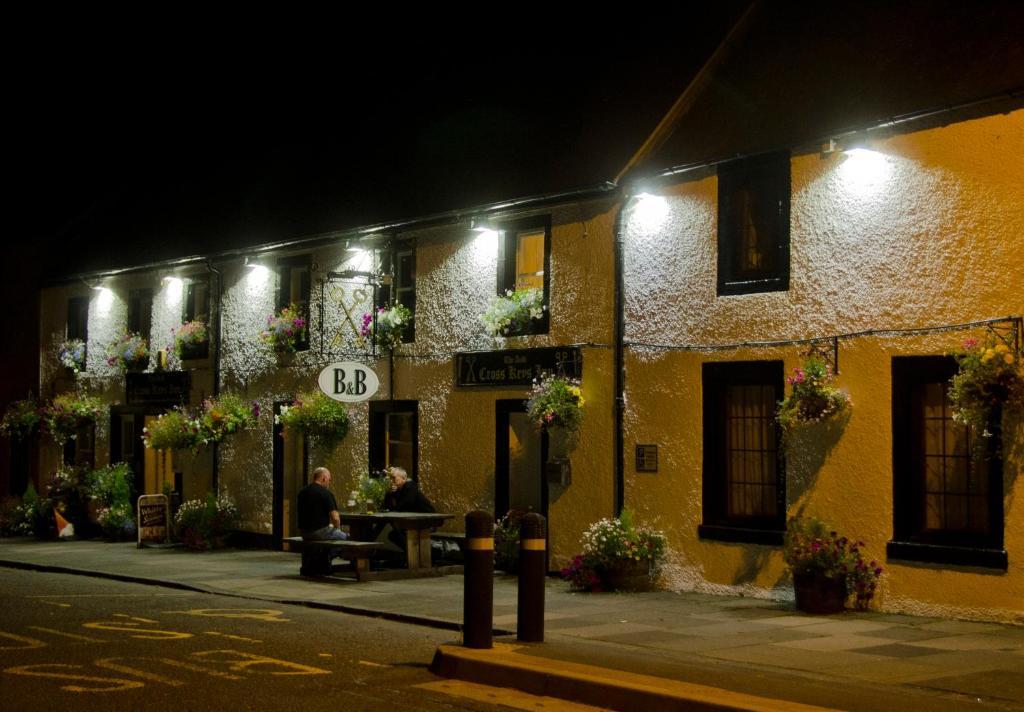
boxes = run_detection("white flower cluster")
[479,288,546,336]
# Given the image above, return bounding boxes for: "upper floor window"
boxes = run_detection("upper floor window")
[700,361,785,545]
[497,215,550,335]
[277,256,311,351]
[377,245,416,344]
[717,152,790,296]
[889,356,1005,569]
[67,296,89,368]
[128,288,153,338]
[184,278,210,324]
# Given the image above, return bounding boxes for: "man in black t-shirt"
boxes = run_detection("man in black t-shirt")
[297,467,348,541]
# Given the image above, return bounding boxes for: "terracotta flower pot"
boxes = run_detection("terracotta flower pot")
[793,570,847,614]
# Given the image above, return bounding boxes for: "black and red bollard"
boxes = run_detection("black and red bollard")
[517,512,546,642]
[463,510,494,649]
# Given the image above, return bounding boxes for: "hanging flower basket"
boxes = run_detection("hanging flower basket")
[142,393,258,452]
[260,303,307,358]
[1,396,42,441]
[43,393,104,446]
[276,391,349,450]
[58,339,86,374]
[360,304,412,351]
[480,288,546,337]
[173,320,209,361]
[526,374,584,435]
[949,335,1023,456]
[106,332,150,373]
[776,351,850,440]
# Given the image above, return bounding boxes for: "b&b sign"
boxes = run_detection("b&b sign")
[318,362,379,402]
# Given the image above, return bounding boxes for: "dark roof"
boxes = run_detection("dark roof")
[628,1,1024,179]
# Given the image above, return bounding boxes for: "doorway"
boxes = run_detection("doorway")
[273,401,307,544]
[495,399,548,521]
[110,408,171,498]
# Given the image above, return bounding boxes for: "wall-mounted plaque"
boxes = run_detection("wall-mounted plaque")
[455,347,582,388]
[126,372,191,407]
[636,444,658,473]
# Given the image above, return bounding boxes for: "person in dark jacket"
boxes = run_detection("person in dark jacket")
[297,467,348,542]
[383,467,434,550]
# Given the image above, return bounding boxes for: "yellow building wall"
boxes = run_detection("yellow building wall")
[623,110,1024,622]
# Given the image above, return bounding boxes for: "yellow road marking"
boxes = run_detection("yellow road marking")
[357,660,389,668]
[204,632,262,644]
[0,631,46,650]
[41,602,72,608]
[113,614,158,623]
[83,622,192,640]
[159,657,242,681]
[3,664,144,693]
[167,608,290,623]
[318,653,333,658]
[95,658,184,687]
[191,650,331,676]
[28,627,106,643]
[417,679,606,711]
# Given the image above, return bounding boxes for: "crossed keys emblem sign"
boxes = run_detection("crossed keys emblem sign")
[328,284,371,350]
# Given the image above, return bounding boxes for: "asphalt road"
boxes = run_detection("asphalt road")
[0,569,551,712]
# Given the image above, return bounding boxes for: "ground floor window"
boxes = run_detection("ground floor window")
[699,361,785,545]
[369,401,418,479]
[889,356,1006,569]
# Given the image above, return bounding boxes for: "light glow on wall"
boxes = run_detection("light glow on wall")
[94,287,114,316]
[163,277,184,306]
[838,148,892,198]
[246,264,271,287]
[470,229,499,270]
[632,193,670,233]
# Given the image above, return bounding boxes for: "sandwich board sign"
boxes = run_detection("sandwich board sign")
[137,494,170,547]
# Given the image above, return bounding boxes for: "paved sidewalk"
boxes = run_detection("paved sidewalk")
[2,538,1023,710]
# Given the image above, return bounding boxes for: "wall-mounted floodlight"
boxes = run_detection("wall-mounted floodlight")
[470,216,496,233]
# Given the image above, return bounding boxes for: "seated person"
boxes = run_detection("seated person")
[297,467,349,543]
[384,466,434,550]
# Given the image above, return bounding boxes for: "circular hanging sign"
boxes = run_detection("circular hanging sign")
[318,362,380,402]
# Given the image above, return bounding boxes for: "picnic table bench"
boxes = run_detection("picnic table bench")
[283,537,384,579]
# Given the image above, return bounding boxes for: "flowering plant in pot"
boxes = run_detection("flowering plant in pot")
[276,391,350,450]
[260,303,307,358]
[0,396,42,441]
[43,392,104,446]
[347,471,388,513]
[949,335,1023,454]
[784,516,883,613]
[174,493,238,550]
[561,510,666,592]
[106,331,150,372]
[776,351,850,439]
[143,409,202,451]
[360,303,412,351]
[480,288,545,337]
[58,338,86,374]
[172,320,208,360]
[197,393,259,444]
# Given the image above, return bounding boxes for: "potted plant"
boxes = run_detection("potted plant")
[0,396,42,441]
[143,409,202,451]
[561,510,666,592]
[174,493,238,550]
[173,320,209,361]
[142,394,258,452]
[84,462,135,539]
[58,338,86,374]
[776,349,850,440]
[347,471,388,513]
[784,517,883,613]
[949,335,1023,457]
[360,303,412,351]
[106,331,150,372]
[43,392,104,446]
[260,303,307,364]
[480,287,546,337]
[276,391,350,449]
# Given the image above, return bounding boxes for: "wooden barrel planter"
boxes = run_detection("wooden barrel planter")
[602,560,655,592]
[793,570,847,614]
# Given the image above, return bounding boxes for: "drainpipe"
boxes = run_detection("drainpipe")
[206,259,223,491]
[612,196,630,517]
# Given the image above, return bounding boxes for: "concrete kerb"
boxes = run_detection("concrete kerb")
[0,559,514,636]
[430,643,838,712]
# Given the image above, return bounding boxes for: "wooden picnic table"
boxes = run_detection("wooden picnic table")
[340,512,455,570]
